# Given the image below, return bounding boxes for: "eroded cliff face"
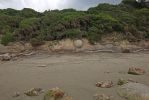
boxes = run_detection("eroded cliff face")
[0,39,149,55]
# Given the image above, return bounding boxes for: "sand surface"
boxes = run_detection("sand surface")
[0,52,149,100]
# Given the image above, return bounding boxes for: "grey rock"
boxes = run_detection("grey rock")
[0,53,11,61]
[73,40,83,48]
[93,94,111,100]
[117,82,149,100]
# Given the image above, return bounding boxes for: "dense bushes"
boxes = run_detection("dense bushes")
[1,32,14,45]
[20,18,40,29]
[0,0,149,45]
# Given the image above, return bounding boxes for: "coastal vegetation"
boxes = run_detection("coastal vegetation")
[0,0,148,45]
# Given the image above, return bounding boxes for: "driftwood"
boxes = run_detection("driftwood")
[85,49,115,53]
[133,49,148,53]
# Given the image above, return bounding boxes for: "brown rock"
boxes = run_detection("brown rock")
[93,94,111,100]
[96,81,113,88]
[121,48,131,53]
[128,67,145,75]
[24,88,44,96]
[13,92,20,97]
[44,87,65,100]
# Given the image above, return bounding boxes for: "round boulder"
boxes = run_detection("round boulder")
[73,40,83,48]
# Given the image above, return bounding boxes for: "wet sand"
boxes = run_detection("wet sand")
[0,52,149,100]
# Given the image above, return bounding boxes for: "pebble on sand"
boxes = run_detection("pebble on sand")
[96,81,113,88]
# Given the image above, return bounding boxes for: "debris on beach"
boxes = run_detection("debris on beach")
[117,78,128,86]
[63,96,73,100]
[104,71,110,74]
[93,94,112,100]
[121,48,131,53]
[95,81,113,88]
[44,87,65,100]
[127,78,138,83]
[37,65,47,67]
[117,78,138,86]
[13,92,20,97]
[24,88,44,96]
[128,67,145,75]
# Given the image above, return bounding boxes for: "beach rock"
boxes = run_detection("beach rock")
[128,67,145,75]
[117,78,138,86]
[37,65,47,67]
[121,48,131,53]
[13,92,20,97]
[63,96,73,100]
[96,81,113,88]
[105,44,114,49]
[117,82,149,100]
[0,53,11,61]
[73,40,83,48]
[24,88,44,96]
[44,87,65,100]
[93,94,111,100]
[117,78,128,86]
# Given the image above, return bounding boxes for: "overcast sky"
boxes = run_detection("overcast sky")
[0,0,122,12]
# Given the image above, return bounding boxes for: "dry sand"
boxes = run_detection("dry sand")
[0,52,149,100]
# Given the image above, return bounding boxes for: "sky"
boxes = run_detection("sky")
[0,0,122,12]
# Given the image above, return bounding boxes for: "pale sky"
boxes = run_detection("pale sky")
[0,0,122,12]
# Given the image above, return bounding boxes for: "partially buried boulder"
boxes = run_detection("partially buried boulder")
[0,53,11,61]
[117,82,149,100]
[73,40,83,48]
[128,67,145,75]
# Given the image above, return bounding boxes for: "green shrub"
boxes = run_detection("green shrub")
[65,29,82,39]
[30,38,44,47]
[20,18,40,29]
[90,13,123,32]
[87,27,102,44]
[1,32,14,45]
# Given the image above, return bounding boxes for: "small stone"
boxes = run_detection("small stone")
[104,71,110,74]
[117,78,138,86]
[128,67,145,75]
[37,65,47,67]
[96,81,113,88]
[117,78,128,86]
[121,48,131,53]
[64,96,73,100]
[93,94,111,100]
[13,92,20,97]
[44,87,65,100]
[24,88,44,96]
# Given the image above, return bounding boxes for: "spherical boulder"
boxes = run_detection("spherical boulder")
[73,40,83,48]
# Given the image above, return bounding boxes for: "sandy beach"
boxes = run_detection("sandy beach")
[0,52,149,100]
